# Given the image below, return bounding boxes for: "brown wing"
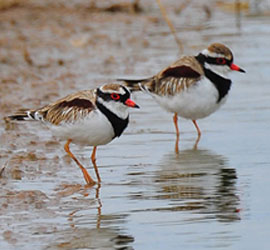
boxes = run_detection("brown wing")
[144,56,204,96]
[161,65,201,79]
[37,90,97,125]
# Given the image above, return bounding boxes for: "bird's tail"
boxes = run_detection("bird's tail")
[4,109,40,122]
[118,78,152,92]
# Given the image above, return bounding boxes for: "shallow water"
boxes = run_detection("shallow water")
[1,1,270,249]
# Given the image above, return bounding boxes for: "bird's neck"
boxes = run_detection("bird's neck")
[96,100,129,138]
[195,53,232,102]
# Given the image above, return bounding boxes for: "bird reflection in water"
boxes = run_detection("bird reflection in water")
[50,184,134,250]
[131,149,240,222]
[160,149,240,222]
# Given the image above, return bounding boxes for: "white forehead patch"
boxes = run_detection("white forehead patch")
[202,49,223,58]
[100,85,127,95]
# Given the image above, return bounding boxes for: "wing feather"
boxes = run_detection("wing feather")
[37,90,97,125]
[145,56,204,96]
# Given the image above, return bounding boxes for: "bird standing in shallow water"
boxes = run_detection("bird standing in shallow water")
[5,83,139,185]
[119,43,245,152]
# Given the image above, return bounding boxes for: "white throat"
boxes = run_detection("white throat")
[97,97,129,120]
[201,49,231,79]
[204,62,230,79]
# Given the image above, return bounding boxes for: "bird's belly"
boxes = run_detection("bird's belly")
[51,112,114,146]
[152,79,227,120]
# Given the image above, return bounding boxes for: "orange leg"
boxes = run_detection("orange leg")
[64,139,96,185]
[192,120,201,149]
[173,113,180,154]
[91,146,101,183]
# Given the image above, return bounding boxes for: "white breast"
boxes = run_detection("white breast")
[51,110,115,146]
[151,77,228,120]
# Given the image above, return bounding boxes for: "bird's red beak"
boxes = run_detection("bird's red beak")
[230,63,245,73]
[125,99,140,108]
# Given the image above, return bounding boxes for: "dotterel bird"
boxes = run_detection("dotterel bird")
[119,43,245,152]
[5,83,139,185]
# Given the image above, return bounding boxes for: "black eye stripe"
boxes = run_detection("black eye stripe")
[97,88,130,103]
[205,56,232,66]
[195,53,233,67]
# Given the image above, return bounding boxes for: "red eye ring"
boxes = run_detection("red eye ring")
[111,93,120,100]
[216,58,226,65]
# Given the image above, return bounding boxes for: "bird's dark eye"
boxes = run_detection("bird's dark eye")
[111,93,120,100]
[216,58,227,65]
